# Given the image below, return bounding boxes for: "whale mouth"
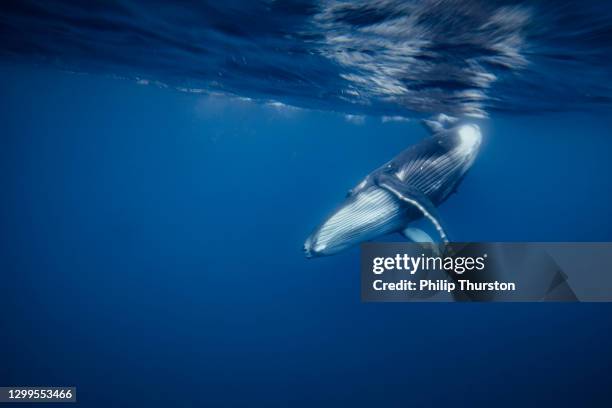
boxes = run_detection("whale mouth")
[303,243,313,259]
[303,236,328,258]
[303,236,317,258]
[304,186,404,258]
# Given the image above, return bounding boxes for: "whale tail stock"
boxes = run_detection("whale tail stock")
[421,113,459,134]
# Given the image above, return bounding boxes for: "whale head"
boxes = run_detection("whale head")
[304,186,404,258]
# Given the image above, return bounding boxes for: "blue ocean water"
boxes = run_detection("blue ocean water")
[2,1,612,407]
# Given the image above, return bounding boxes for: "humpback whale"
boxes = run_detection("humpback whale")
[304,115,482,258]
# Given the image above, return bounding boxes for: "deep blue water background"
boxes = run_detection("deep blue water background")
[1,63,612,406]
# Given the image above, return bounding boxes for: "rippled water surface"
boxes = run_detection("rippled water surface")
[2,0,612,118]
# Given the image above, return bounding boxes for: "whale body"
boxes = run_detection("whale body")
[304,115,482,258]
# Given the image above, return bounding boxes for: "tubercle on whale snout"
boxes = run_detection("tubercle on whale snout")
[303,241,313,258]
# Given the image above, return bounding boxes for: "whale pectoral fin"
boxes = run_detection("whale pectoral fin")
[375,174,449,244]
[402,227,434,243]
[401,227,441,255]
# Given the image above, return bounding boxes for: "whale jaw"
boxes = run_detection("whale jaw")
[304,186,404,258]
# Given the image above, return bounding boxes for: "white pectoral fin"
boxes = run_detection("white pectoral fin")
[401,227,441,255]
[402,227,434,243]
[376,174,449,244]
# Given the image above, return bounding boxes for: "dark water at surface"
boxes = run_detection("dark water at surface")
[1,0,612,118]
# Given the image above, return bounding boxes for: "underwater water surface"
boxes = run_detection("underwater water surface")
[2,1,612,407]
